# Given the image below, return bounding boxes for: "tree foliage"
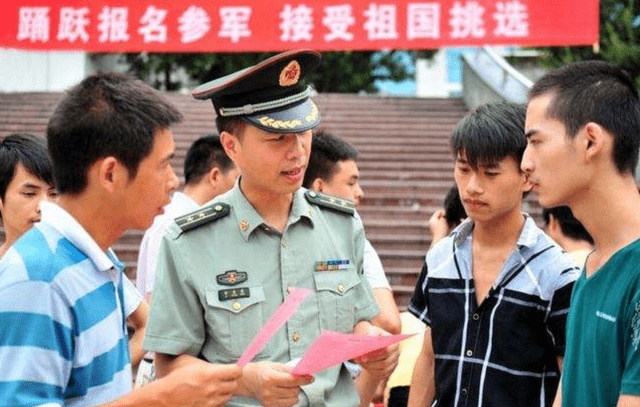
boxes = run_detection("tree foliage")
[536,0,640,87]
[125,50,426,93]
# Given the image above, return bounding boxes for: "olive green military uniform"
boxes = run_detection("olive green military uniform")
[144,182,379,406]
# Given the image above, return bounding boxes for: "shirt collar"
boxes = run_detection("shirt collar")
[229,180,314,241]
[171,191,200,210]
[453,213,538,250]
[40,201,119,272]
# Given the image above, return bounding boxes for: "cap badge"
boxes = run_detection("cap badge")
[279,60,301,87]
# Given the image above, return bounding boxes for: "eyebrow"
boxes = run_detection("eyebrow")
[524,129,538,139]
[20,182,44,190]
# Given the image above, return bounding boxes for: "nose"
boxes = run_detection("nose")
[168,166,180,192]
[354,183,364,204]
[521,146,534,175]
[287,132,310,161]
[466,172,483,196]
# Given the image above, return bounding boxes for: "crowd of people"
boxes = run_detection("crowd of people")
[0,50,638,407]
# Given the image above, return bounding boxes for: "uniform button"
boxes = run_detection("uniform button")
[472,313,480,320]
[466,349,473,357]
[287,286,293,294]
[281,241,287,249]
[461,388,468,395]
[292,332,300,342]
[233,302,241,310]
[337,284,345,294]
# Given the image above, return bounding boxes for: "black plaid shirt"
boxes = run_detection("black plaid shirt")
[409,216,580,407]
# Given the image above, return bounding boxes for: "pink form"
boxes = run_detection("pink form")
[237,287,312,367]
[290,330,413,376]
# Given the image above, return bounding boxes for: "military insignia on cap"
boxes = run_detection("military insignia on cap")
[279,60,301,87]
[217,270,248,286]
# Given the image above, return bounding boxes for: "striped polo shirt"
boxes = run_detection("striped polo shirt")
[0,202,133,407]
[409,215,580,407]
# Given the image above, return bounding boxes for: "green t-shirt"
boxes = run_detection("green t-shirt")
[563,239,640,406]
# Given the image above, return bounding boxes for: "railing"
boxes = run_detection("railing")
[461,46,533,109]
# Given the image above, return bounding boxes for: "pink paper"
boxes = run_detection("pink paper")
[290,330,413,376]
[237,287,312,367]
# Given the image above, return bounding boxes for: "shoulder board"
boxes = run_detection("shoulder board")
[175,203,230,232]
[304,190,355,215]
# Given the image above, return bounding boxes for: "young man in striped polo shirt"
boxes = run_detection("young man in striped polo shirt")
[407,103,580,407]
[0,73,241,407]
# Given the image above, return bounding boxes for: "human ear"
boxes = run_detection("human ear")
[95,157,122,192]
[208,167,221,185]
[220,132,239,162]
[584,122,606,162]
[522,172,534,193]
[311,178,324,192]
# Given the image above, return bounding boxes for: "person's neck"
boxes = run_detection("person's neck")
[571,174,640,275]
[473,209,525,249]
[239,179,293,232]
[0,228,20,258]
[57,195,124,252]
[559,237,593,254]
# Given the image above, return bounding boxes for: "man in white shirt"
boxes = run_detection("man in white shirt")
[136,134,239,300]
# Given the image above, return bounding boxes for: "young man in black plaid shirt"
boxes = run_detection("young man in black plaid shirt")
[407,103,579,407]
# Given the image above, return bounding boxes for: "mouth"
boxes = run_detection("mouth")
[463,199,487,208]
[281,166,304,181]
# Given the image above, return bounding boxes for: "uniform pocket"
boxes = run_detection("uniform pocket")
[313,269,362,332]
[204,285,268,358]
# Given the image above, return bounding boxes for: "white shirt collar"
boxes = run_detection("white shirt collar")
[40,201,117,272]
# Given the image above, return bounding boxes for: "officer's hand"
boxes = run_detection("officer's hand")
[354,326,400,380]
[428,209,449,244]
[240,361,314,407]
[162,362,242,407]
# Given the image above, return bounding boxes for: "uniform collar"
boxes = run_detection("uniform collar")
[229,180,314,241]
[40,201,120,272]
[453,213,538,250]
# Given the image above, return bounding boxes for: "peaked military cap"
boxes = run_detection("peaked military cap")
[192,49,322,133]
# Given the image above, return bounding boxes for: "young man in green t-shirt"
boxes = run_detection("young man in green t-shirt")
[522,60,640,407]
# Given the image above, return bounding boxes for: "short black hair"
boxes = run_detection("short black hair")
[542,206,594,245]
[216,116,246,138]
[0,133,54,203]
[47,72,183,194]
[529,60,640,174]
[451,102,527,169]
[303,130,358,188]
[184,134,235,186]
[443,185,467,229]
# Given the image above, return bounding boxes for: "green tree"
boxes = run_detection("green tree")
[536,0,640,87]
[125,50,425,93]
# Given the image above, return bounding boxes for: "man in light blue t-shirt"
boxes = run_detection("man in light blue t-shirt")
[0,73,241,407]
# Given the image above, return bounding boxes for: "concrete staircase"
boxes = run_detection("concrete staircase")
[0,91,469,310]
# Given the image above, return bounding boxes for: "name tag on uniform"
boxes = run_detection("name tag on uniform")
[315,259,351,272]
[219,287,250,301]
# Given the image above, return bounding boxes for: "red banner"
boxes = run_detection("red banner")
[0,0,599,52]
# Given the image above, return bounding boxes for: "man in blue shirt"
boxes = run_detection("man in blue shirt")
[0,73,241,407]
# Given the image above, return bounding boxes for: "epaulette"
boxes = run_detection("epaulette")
[304,190,355,215]
[175,203,230,232]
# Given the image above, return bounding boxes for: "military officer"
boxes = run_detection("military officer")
[144,50,397,407]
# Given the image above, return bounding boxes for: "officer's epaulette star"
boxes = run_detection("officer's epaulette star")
[175,203,230,232]
[304,190,355,215]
